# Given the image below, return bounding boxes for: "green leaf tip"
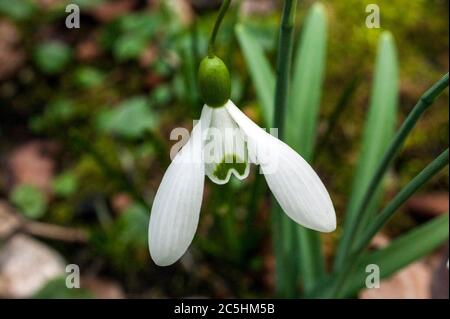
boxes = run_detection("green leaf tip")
[380,30,394,42]
[311,2,325,15]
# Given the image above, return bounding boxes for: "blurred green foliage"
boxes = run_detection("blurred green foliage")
[0,0,36,21]
[33,277,93,299]
[97,96,157,139]
[52,171,78,197]
[10,184,47,219]
[33,41,72,74]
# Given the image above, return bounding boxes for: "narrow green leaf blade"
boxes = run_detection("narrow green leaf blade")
[235,23,275,125]
[350,31,399,226]
[335,31,399,269]
[341,213,449,297]
[286,2,327,158]
[298,228,325,295]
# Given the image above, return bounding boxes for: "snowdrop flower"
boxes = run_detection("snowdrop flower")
[149,55,336,266]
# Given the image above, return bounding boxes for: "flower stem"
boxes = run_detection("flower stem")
[271,0,298,298]
[208,0,232,57]
[333,72,449,272]
[273,0,298,137]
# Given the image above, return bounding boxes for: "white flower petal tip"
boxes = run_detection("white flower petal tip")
[225,101,336,233]
[148,144,203,266]
[148,107,212,267]
[259,138,336,233]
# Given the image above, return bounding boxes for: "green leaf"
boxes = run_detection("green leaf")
[71,0,105,9]
[177,34,200,111]
[237,22,278,52]
[52,172,78,197]
[150,85,171,106]
[116,203,150,247]
[111,13,161,62]
[44,99,76,122]
[152,59,172,77]
[285,3,328,294]
[0,0,36,20]
[33,277,93,299]
[30,99,76,132]
[354,31,399,231]
[286,2,327,159]
[113,34,148,62]
[74,67,104,88]
[119,13,161,37]
[235,23,275,126]
[97,97,156,139]
[92,203,149,264]
[341,214,449,297]
[335,31,398,270]
[34,41,72,74]
[10,184,47,219]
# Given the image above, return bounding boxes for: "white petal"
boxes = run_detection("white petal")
[226,101,336,232]
[204,106,249,185]
[148,106,212,266]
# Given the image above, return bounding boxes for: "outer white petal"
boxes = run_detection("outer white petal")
[149,106,212,266]
[226,101,336,232]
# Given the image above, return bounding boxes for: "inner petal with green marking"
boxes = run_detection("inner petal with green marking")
[204,107,250,185]
[213,154,248,181]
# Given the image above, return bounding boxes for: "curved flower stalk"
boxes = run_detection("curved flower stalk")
[149,97,336,266]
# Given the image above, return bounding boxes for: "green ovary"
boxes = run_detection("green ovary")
[213,154,247,181]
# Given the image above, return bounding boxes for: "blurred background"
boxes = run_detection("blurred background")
[0,0,448,298]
